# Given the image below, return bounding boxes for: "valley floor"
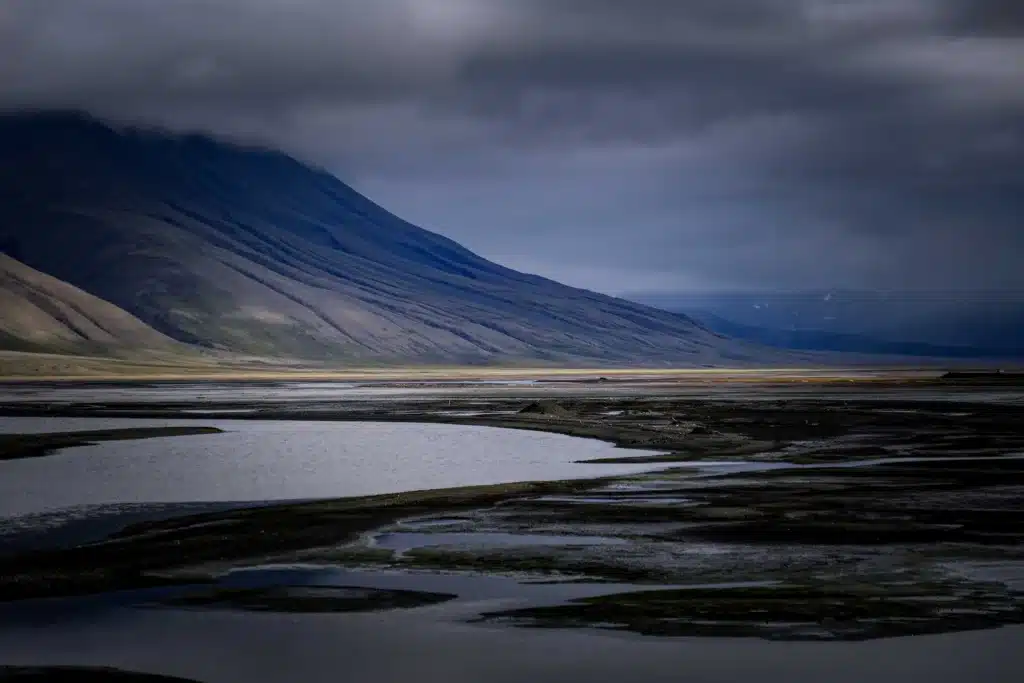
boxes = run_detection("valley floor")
[1,380,1023,645]
[5,344,1021,383]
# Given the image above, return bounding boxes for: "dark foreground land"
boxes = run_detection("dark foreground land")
[0,667,201,682]
[0,428,223,461]
[2,380,1024,647]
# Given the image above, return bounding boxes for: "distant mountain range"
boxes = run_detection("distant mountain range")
[0,112,770,366]
[632,291,1024,359]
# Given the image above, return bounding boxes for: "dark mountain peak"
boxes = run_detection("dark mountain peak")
[2,109,261,152]
[1,111,479,262]
[0,108,105,130]
[0,110,758,365]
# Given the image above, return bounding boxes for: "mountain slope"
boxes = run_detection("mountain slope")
[0,112,759,365]
[0,253,180,354]
[633,291,1024,358]
[687,310,1022,360]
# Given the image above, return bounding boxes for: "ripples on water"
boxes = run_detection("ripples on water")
[0,419,667,518]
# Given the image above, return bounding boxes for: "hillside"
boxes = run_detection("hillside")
[0,253,180,355]
[687,310,1021,360]
[0,112,763,365]
[632,291,1024,359]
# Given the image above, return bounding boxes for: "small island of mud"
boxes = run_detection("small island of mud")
[0,427,224,461]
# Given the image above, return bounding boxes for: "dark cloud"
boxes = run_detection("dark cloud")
[1,0,1022,293]
[941,0,1024,35]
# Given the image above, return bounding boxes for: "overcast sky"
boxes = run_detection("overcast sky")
[2,0,1023,294]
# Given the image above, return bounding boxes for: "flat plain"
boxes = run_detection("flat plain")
[1,372,1023,681]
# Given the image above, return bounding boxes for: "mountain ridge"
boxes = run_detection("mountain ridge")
[631,290,1024,359]
[0,111,767,366]
[688,310,1023,360]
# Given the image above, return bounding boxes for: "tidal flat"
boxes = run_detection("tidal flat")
[1,379,1023,680]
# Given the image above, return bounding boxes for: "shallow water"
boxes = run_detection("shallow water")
[0,382,532,404]
[678,453,1024,478]
[2,547,1020,678]
[3,381,1023,406]
[0,418,666,518]
[0,600,1019,683]
[369,531,628,553]
[2,402,1024,680]
[214,565,680,605]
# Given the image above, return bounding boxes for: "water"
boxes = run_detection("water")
[0,382,532,404]
[674,454,1024,479]
[0,418,667,518]
[0,604,1018,683]
[213,565,682,604]
[3,380,1023,406]
[369,531,628,553]
[2,409,1023,680]
[0,556,1018,681]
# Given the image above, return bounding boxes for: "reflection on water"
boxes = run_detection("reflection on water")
[213,565,685,606]
[0,601,1019,683]
[2,397,1023,680]
[0,419,666,518]
[369,531,629,554]
[2,380,1022,406]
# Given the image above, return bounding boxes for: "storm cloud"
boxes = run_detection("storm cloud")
[2,0,1022,293]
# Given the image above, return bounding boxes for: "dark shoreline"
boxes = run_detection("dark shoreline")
[0,428,224,462]
[0,666,202,682]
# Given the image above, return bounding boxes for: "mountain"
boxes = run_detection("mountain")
[688,310,1021,359]
[0,253,180,355]
[632,291,1024,359]
[0,112,761,365]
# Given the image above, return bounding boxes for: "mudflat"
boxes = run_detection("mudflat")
[0,666,203,681]
[1,379,1023,643]
[0,428,224,461]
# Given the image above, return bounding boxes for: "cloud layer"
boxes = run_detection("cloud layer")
[3,0,1022,293]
